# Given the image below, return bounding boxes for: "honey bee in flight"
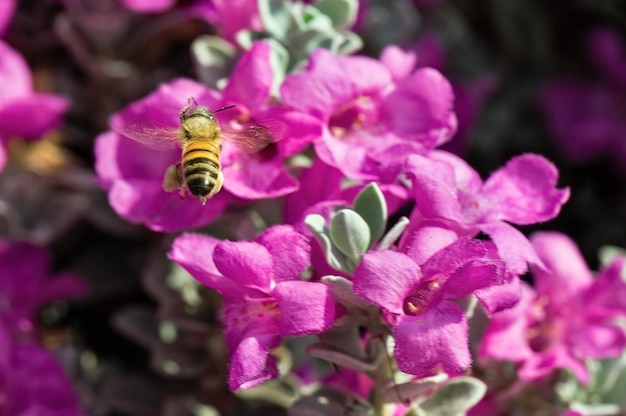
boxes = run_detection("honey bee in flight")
[159,97,283,205]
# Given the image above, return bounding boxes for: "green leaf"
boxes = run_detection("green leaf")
[258,0,292,40]
[305,214,352,272]
[314,0,358,30]
[420,377,487,416]
[329,209,371,267]
[353,183,387,246]
[190,35,237,88]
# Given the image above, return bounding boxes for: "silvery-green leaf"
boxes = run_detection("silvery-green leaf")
[330,209,370,267]
[258,0,292,40]
[305,214,352,272]
[321,275,374,310]
[353,183,387,247]
[267,39,289,95]
[330,31,363,55]
[315,0,358,30]
[289,387,374,416]
[568,402,621,416]
[308,343,378,373]
[382,373,449,403]
[420,377,486,416]
[378,217,410,250]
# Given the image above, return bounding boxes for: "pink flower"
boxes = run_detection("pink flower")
[280,48,456,180]
[480,232,626,384]
[196,0,262,45]
[120,0,175,12]
[94,130,231,232]
[0,40,68,172]
[0,320,85,416]
[110,42,316,195]
[169,225,342,391]
[0,240,88,332]
[401,151,570,275]
[102,41,319,230]
[541,28,626,172]
[353,236,507,378]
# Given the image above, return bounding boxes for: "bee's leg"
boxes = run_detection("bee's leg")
[163,163,185,199]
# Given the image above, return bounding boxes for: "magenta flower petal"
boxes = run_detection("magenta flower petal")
[222,41,272,110]
[122,0,175,12]
[353,250,422,314]
[213,241,274,291]
[479,284,535,362]
[168,234,243,297]
[480,222,542,275]
[518,344,589,384]
[280,49,392,120]
[274,280,339,336]
[262,107,323,157]
[393,303,470,377]
[0,93,68,139]
[477,154,570,225]
[474,276,521,315]
[254,225,310,281]
[110,78,220,149]
[380,45,417,82]
[399,220,461,265]
[0,0,15,36]
[530,232,594,302]
[228,329,279,391]
[222,152,298,199]
[404,154,464,221]
[382,67,457,149]
[570,321,626,359]
[0,40,31,102]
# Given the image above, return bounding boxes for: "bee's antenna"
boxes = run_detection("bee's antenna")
[214,104,237,113]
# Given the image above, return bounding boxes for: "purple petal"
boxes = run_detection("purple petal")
[0,93,68,139]
[399,220,461,265]
[222,150,298,199]
[108,178,228,232]
[0,40,31,102]
[0,0,16,36]
[474,275,521,315]
[382,67,457,149]
[353,250,421,314]
[404,154,464,222]
[94,131,179,184]
[393,303,471,377]
[222,41,272,110]
[122,0,175,12]
[480,222,542,275]
[261,107,323,157]
[213,240,274,291]
[169,234,243,297]
[530,232,593,301]
[430,150,483,196]
[254,225,310,281]
[36,272,89,306]
[570,320,626,359]
[479,283,535,362]
[283,158,343,226]
[228,329,279,391]
[110,78,220,150]
[379,45,416,81]
[586,256,626,311]
[518,345,588,384]
[274,280,339,336]
[281,49,392,120]
[476,154,570,225]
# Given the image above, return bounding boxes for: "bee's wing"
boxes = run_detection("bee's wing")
[221,119,287,153]
[116,120,181,151]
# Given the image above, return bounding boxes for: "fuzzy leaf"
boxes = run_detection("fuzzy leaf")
[305,214,352,272]
[329,209,370,267]
[353,183,387,246]
[420,377,486,415]
[258,0,292,40]
[315,0,358,30]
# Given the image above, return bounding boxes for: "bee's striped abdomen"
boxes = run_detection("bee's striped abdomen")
[181,140,221,200]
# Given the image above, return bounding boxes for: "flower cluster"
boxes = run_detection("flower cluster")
[1,0,626,415]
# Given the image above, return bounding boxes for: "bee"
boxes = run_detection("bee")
[159,97,283,205]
